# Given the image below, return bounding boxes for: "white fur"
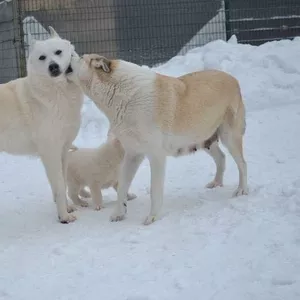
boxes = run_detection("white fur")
[0,27,83,223]
[66,138,136,210]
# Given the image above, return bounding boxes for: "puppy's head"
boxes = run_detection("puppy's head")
[27,26,77,81]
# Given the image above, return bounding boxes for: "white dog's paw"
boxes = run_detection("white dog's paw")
[143,215,157,225]
[232,186,249,197]
[205,180,223,189]
[127,193,137,201]
[110,204,126,222]
[59,213,77,224]
[67,204,77,213]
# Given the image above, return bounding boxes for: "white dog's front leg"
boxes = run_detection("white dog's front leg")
[61,145,76,213]
[144,155,166,225]
[110,153,144,222]
[40,148,76,223]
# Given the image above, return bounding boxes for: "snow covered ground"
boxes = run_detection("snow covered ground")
[1,36,300,300]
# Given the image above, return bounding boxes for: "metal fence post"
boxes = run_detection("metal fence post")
[12,0,26,78]
[224,0,231,41]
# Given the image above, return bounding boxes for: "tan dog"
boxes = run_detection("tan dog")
[68,54,248,225]
[0,27,83,223]
[67,138,136,210]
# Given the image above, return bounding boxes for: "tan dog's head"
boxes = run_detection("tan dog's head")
[68,53,112,85]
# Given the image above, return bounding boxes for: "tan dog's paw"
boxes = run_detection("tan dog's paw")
[205,180,223,189]
[143,215,157,225]
[232,186,249,197]
[59,213,77,224]
[127,193,137,201]
[110,204,126,222]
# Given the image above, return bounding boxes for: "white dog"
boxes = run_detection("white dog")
[0,27,83,223]
[66,137,136,210]
[68,54,248,225]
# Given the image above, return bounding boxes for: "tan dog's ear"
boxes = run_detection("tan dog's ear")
[90,55,111,73]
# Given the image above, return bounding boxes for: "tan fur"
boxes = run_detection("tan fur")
[66,138,136,210]
[154,70,245,139]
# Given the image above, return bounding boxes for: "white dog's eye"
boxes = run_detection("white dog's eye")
[39,55,46,61]
[55,50,62,55]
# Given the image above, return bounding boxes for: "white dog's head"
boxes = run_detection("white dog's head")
[27,26,78,81]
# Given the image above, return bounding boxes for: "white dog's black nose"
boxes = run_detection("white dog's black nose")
[49,63,61,77]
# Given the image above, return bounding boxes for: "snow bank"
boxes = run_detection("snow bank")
[2,36,300,300]
[78,36,300,146]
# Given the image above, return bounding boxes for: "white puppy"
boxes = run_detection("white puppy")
[0,27,83,223]
[68,54,248,225]
[66,137,136,210]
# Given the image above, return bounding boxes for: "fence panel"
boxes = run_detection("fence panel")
[0,0,19,83]
[0,0,299,83]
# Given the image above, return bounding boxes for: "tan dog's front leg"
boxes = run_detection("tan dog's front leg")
[110,153,144,222]
[144,154,166,225]
[40,147,76,223]
[113,182,137,201]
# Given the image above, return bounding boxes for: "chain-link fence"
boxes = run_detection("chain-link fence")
[1,0,300,83]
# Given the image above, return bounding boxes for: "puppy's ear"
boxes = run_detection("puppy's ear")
[91,55,111,73]
[48,26,60,38]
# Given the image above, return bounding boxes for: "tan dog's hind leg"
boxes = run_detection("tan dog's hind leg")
[204,141,225,188]
[220,104,248,197]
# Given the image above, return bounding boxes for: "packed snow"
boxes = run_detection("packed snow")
[1,36,300,300]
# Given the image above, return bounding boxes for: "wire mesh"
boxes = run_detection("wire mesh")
[0,0,299,83]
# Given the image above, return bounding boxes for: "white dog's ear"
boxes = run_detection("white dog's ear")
[89,55,111,73]
[48,26,60,38]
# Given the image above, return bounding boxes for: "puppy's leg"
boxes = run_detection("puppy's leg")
[67,181,88,208]
[40,147,76,223]
[144,154,166,225]
[110,153,144,222]
[113,182,137,201]
[204,141,226,188]
[220,129,248,197]
[90,183,103,210]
